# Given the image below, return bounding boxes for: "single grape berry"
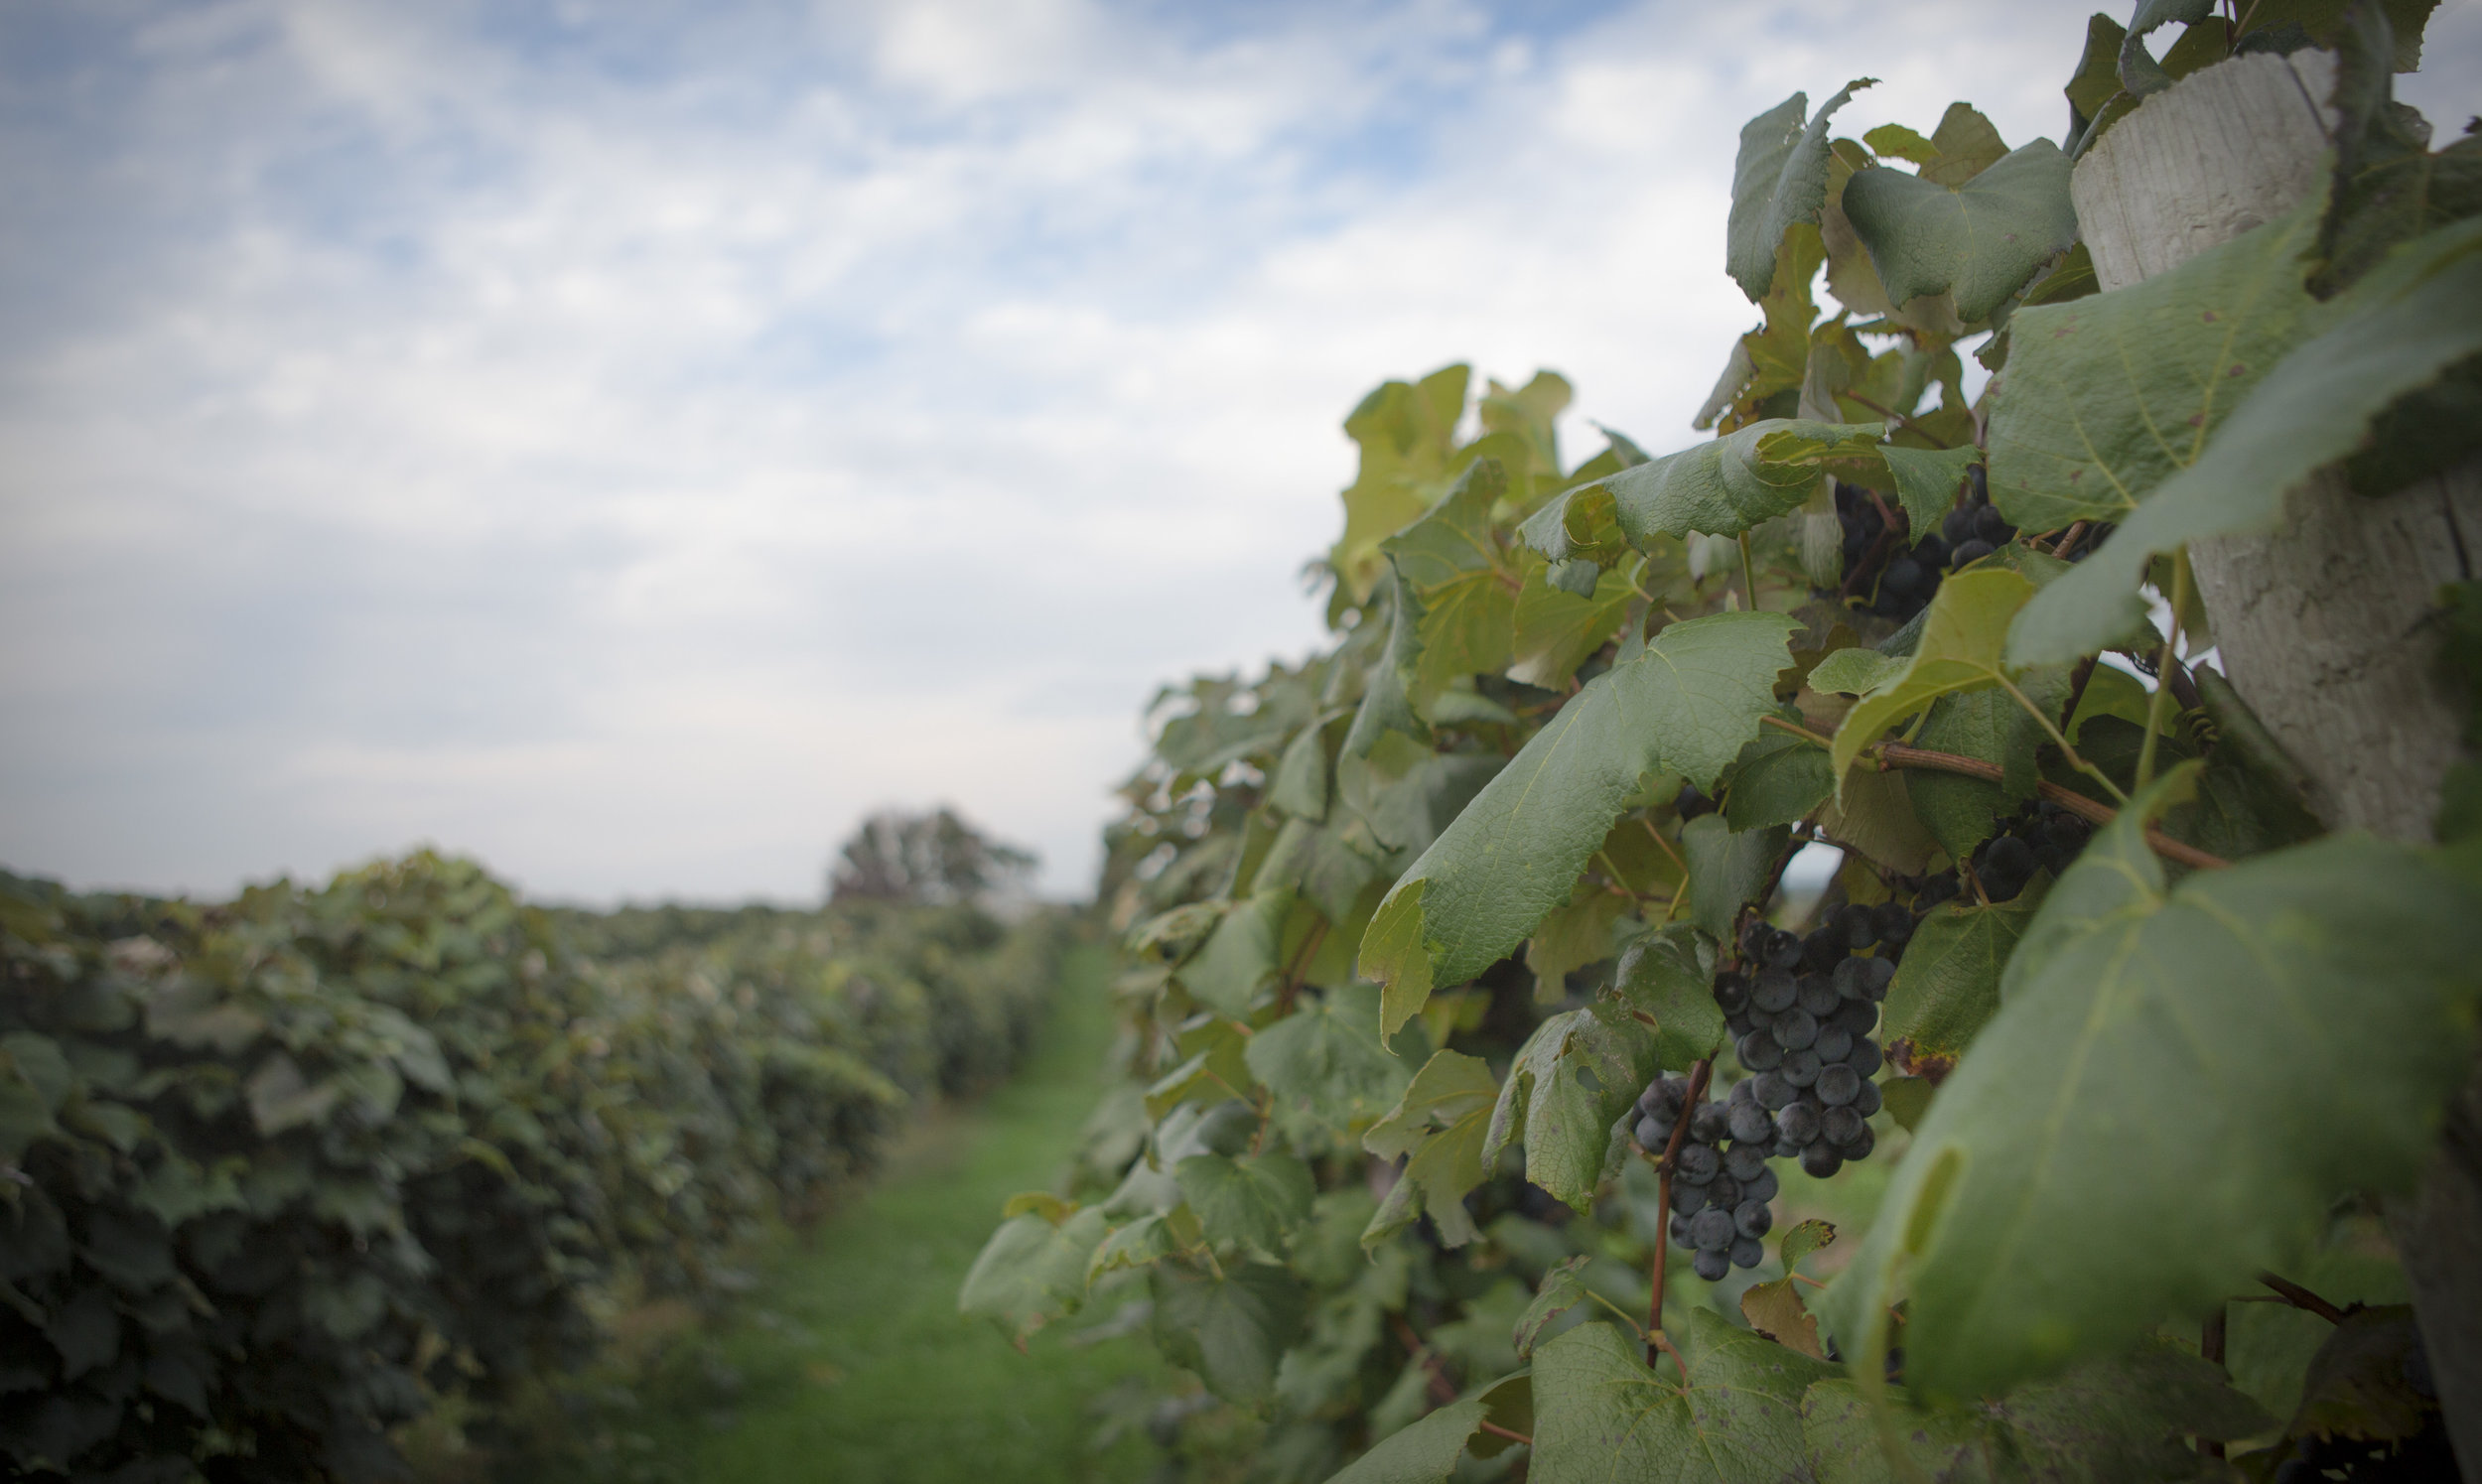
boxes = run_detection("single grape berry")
[1814,1025,1854,1063]
[1772,1009,1820,1051]
[1729,1076,1757,1105]
[1835,903,1876,950]
[1831,998,1877,1036]
[1821,1105,1866,1147]
[1802,1142,1845,1178]
[1776,1102,1821,1146]
[1832,957,1872,1001]
[1800,931,1845,974]
[1941,504,1977,545]
[1733,1199,1772,1240]
[1862,958,1895,998]
[1737,1029,1785,1071]
[1870,900,1912,945]
[1709,1172,1742,1209]
[1691,1103,1731,1145]
[1849,1039,1884,1078]
[1713,972,1751,1015]
[1729,1235,1765,1270]
[1973,503,2015,546]
[1692,1248,1730,1282]
[1753,1071,1797,1110]
[1677,1144,1720,1184]
[1852,1077,1883,1115]
[1816,1063,1862,1107]
[1983,834,2034,880]
[1691,1208,1735,1250]
[1636,1114,1671,1150]
[1751,969,1799,1013]
[1728,1101,1773,1146]
[1844,1125,1877,1160]
[1670,1211,1691,1245]
[1724,1142,1768,1181]
[1781,1049,1823,1088]
[1797,976,1840,1017]
[1950,537,1996,569]
[1743,1167,1779,1205]
[1763,930,1803,970]
[1670,1179,1705,1215]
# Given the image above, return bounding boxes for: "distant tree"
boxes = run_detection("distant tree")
[828,806,1036,905]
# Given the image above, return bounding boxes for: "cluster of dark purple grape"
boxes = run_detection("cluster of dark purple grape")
[1834,481,1948,622]
[1939,465,2017,570]
[1632,1074,1779,1281]
[1915,800,2094,907]
[1720,918,1889,1176]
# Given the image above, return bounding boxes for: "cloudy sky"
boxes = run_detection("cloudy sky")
[4,1,2477,904]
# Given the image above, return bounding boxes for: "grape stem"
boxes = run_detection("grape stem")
[2200,1305,2228,1460]
[1872,743,2231,871]
[1477,1420,1534,1446]
[1390,1314,1459,1406]
[2259,1272,2348,1323]
[1759,713,1835,749]
[1644,1057,1714,1373]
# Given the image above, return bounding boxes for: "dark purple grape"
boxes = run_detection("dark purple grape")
[1737,1029,1784,1072]
[1671,1179,1705,1215]
[1814,1025,1854,1063]
[1835,903,1876,949]
[1729,1075,1757,1105]
[1941,505,1978,545]
[1845,1125,1876,1160]
[1670,1211,1691,1245]
[1831,998,1877,1036]
[1724,1143,1768,1181]
[1983,834,2034,879]
[1797,976,1841,1017]
[1728,1102,1773,1146]
[1822,1106,1866,1147]
[1772,1009,1820,1051]
[1677,1144,1720,1184]
[1832,957,1872,1001]
[1800,931,1845,973]
[1873,903,1914,945]
[1773,1135,1802,1158]
[1911,534,1949,571]
[1692,1247,1730,1282]
[1882,556,1925,596]
[1734,1199,1773,1240]
[1754,1072,1797,1110]
[1802,1142,1845,1178]
[1637,1082,1668,1117]
[1816,1064,1862,1107]
[1862,958,1895,998]
[1744,1167,1779,1205]
[1713,972,1751,1015]
[1739,921,1773,961]
[1709,1173,1742,1209]
[1690,1104,1731,1145]
[1852,1077,1882,1116]
[1751,969,1798,1013]
[1636,1114,1671,1149]
[1973,503,2015,546]
[1950,538,1995,569]
[1775,1102,1821,1146]
[1726,1009,1754,1038]
[1763,929,1803,970]
[1729,1236,1765,1270]
[1781,1050,1822,1088]
[1849,1039,1884,1078]
[1690,1207,1735,1250]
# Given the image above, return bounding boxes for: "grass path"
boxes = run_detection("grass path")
[613,943,1164,1483]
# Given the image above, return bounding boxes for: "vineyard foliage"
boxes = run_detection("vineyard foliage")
[965,6,2482,1480]
[0,848,1070,1481]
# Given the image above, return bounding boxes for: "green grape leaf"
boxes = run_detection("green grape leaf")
[1805,648,1907,697]
[1728,80,1877,302]
[1801,1344,2271,1483]
[1270,714,1340,822]
[1485,1005,1657,1212]
[1344,564,1433,757]
[1722,725,1834,833]
[1527,887,1629,1003]
[1150,1260,1309,1407]
[1613,924,1725,1072]
[1330,366,1472,605]
[1515,1255,1595,1360]
[1179,888,1295,1015]
[959,1205,1110,1341]
[1362,1050,1501,1250]
[1358,611,1798,1034]
[1843,143,2078,324]
[1388,461,1517,705]
[1878,886,2046,1083]
[1531,1309,1836,1483]
[2008,213,2482,666]
[1606,420,1884,544]
[1681,814,1789,941]
[1176,1151,1315,1261]
[1828,570,2035,789]
[1817,767,1942,877]
[1877,444,1983,538]
[1903,671,2069,858]
[1510,557,1639,690]
[1087,1213,1178,1284]
[1984,184,2323,542]
[2065,15,2130,134]
[1245,984,1415,1133]
[1780,1219,1838,1272]
[1820,769,2482,1401]
[1325,1398,1491,1484]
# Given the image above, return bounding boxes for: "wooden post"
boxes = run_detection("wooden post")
[2069,50,2482,1477]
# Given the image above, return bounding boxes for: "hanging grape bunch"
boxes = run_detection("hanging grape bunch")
[1631,905,1899,1281]
[1913,799,2095,908]
[1939,464,2017,571]
[1632,1073,1779,1282]
[1834,480,1949,622]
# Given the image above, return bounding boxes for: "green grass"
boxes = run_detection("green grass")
[578,944,1166,1483]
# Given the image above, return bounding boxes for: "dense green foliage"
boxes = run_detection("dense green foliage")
[963,6,2482,1481]
[0,851,1068,1481]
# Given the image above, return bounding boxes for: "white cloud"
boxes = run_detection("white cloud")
[2,0,2474,902]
